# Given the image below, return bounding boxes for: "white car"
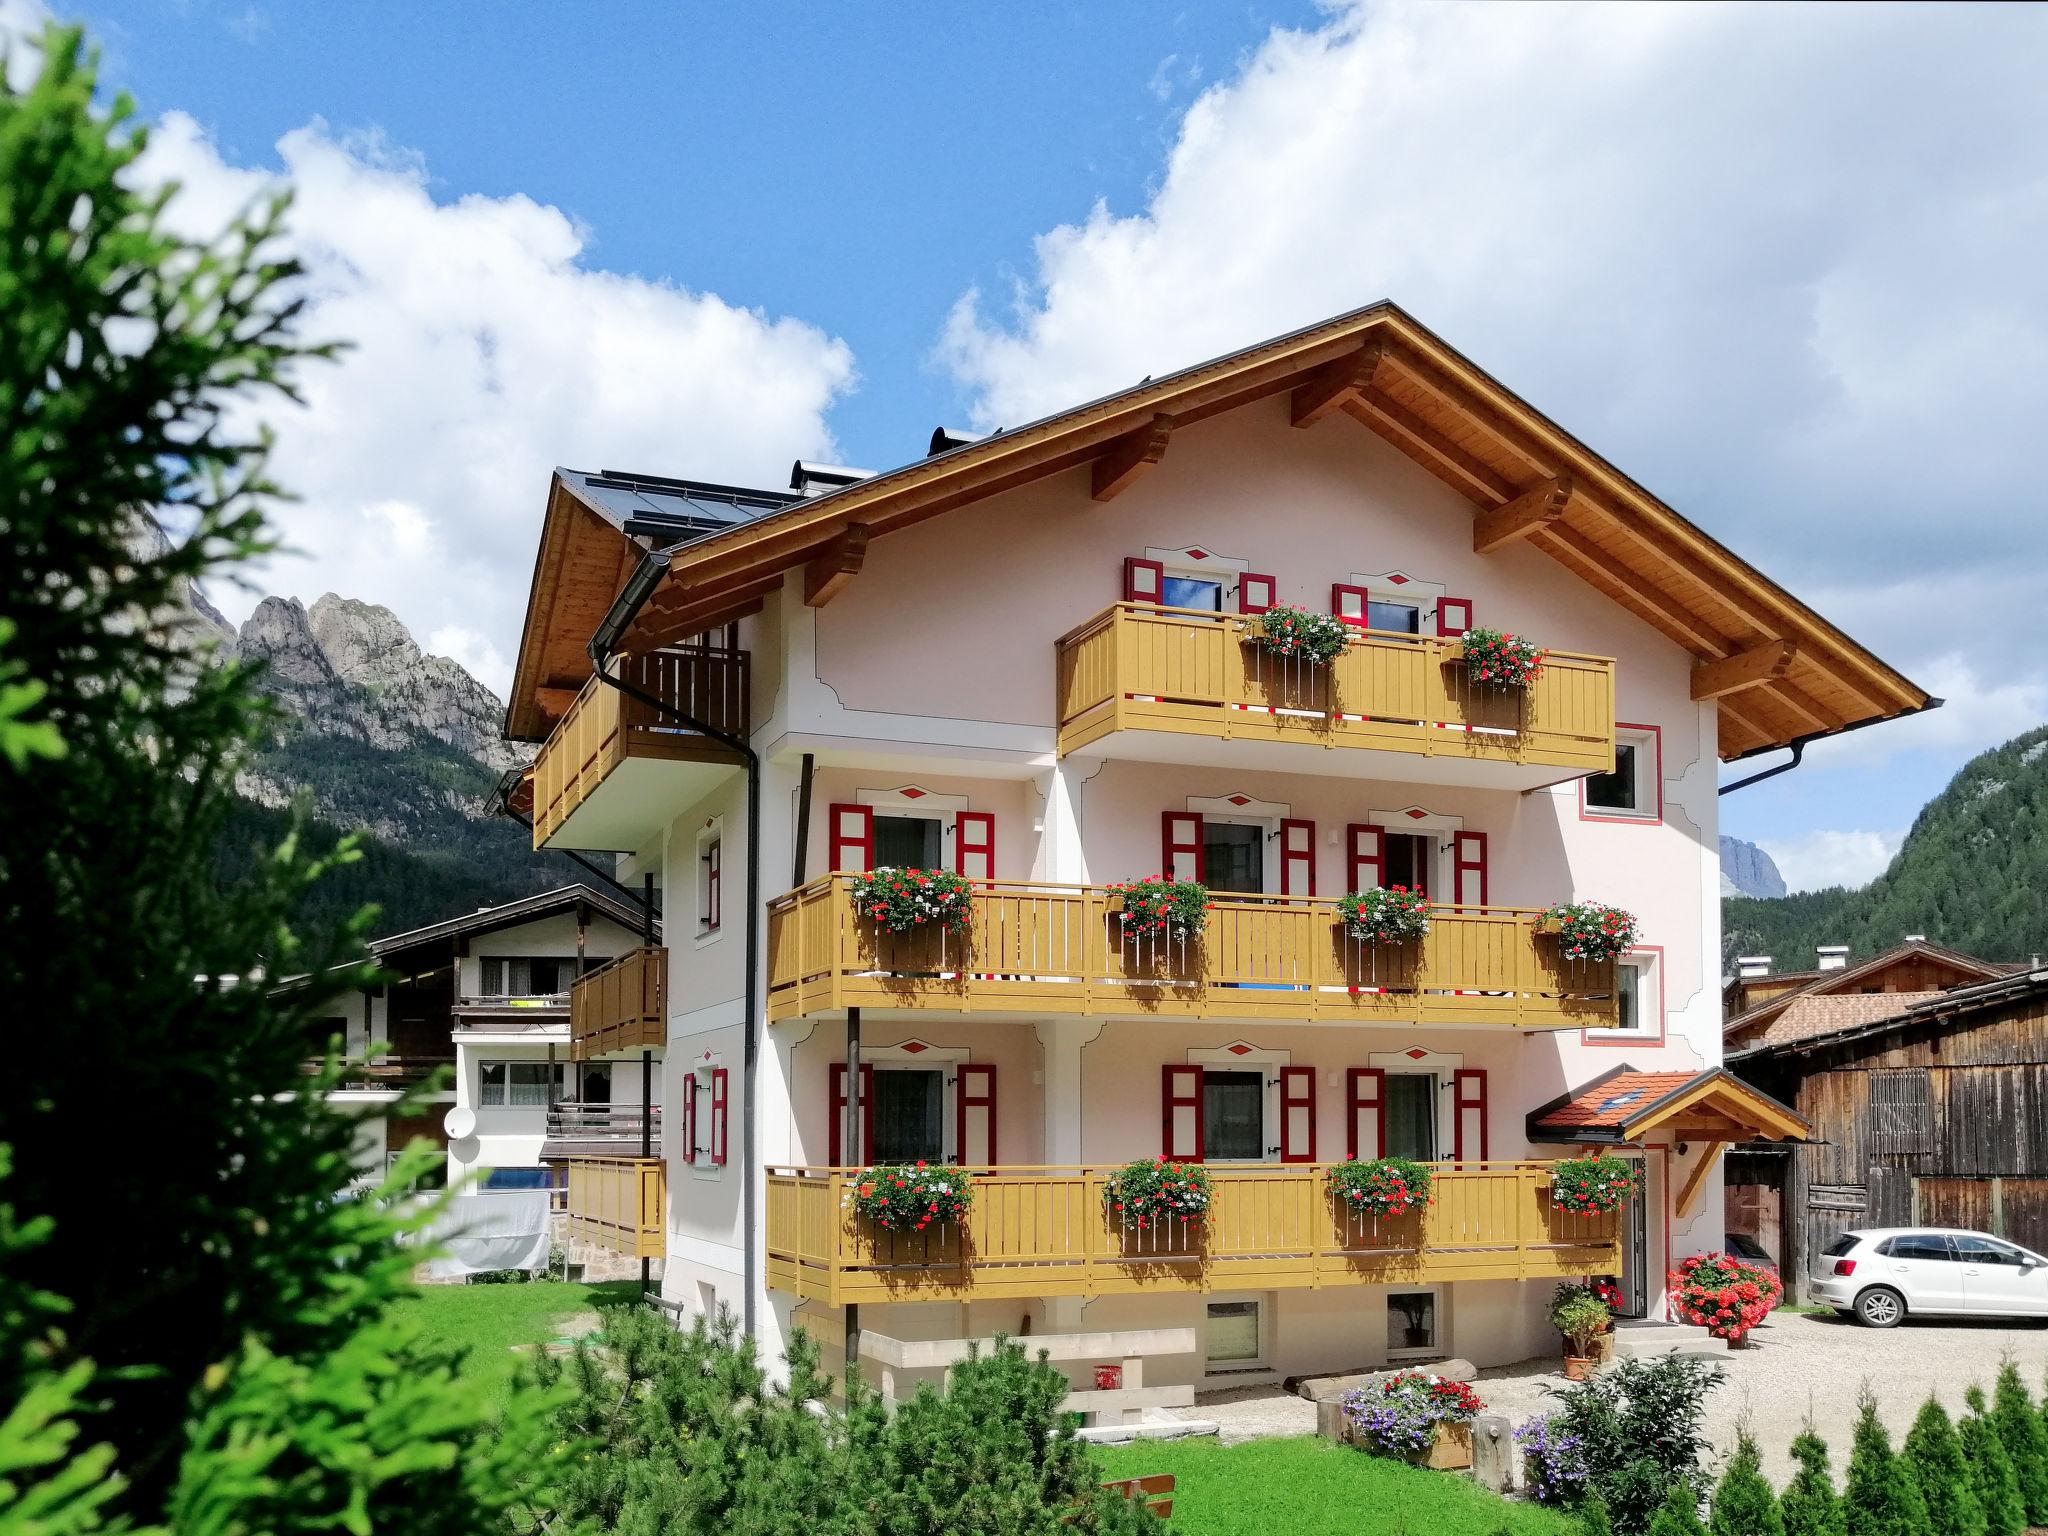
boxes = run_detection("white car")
[1812,1228,2048,1327]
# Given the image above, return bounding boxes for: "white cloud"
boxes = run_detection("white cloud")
[1758,828,1905,895]
[131,111,856,695]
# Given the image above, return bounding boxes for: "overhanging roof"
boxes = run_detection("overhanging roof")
[507,300,1933,754]
[1527,1065,1809,1144]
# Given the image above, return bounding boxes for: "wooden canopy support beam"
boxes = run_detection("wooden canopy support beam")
[1676,1139,1729,1219]
[1693,640,1799,701]
[1290,342,1386,428]
[1090,414,1173,502]
[803,524,870,608]
[1473,477,1575,554]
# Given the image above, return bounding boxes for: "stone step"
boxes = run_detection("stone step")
[1607,1320,1728,1359]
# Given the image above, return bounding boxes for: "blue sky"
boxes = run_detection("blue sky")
[21,1,2048,896]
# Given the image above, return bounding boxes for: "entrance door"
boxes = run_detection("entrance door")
[1617,1161,1650,1316]
[1383,1075,1436,1162]
[868,1068,946,1163]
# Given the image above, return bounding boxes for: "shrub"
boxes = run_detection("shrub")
[1536,1353,1725,1536]
[1517,1414,1592,1506]
[1668,1252,1782,1345]
[1327,1156,1434,1218]
[1340,1370,1483,1460]
[1249,603,1350,665]
[1905,1396,1987,1536]
[1991,1360,2048,1524]
[850,866,975,933]
[1336,884,1433,944]
[848,1162,974,1232]
[1101,1157,1213,1231]
[1778,1428,1846,1536]
[1550,1155,1642,1216]
[1540,901,1642,963]
[1709,1430,1785,1536]
[1550,1284,1613,1359]
[1647,1485,1707,1536]
[1961,1385,2027,1536]
[1845,1390,1931,1536]
[1461,626,1546,688]
[1106,876,1211,943]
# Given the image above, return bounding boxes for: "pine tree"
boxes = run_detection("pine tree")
[1778,1429,1846,1536]
[1845,1392,1932,1536]
[1648,1484,1708,1536]
[1963,1384,2030,1536]
[1711,1431,1786,1536]
[1905,1397,1987,1536]
[1991,1360,2048,1524]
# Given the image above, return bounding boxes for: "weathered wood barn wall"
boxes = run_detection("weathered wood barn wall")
[1731,975,2048,1302]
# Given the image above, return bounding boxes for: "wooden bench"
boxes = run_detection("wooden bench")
[1100,1474,1174,1521]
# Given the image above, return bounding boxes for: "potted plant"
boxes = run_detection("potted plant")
[1327,1156,1433,1218]
[1246,603,1350,665]
[1537,900,1639,963]
[1106,876,1211,944]
[844,1161,973,1234]
[1458,626,1544,688]
[1101,1156,1213,1234]
[1667,1251,1782,1347]
[1334,885,1431,945]
[1340,1370,1485,1469]
[1549,1154,1641,1216]
[848,866,975,934]
[1550,1282,1612,1381]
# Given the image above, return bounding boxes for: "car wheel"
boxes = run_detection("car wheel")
[1854,1287,1906,1328]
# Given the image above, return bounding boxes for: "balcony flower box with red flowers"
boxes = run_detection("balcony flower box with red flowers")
[844,1162,974,1234]
[1668,1251,1782,1347]
[1537,901,1640,964]
[1549,1154,1640,1216]
[848,867,974,935]
[1457,626,1545,689]
[1327,1156,1434,1220]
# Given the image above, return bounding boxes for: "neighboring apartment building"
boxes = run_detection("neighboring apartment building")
[504,302,1928,1384]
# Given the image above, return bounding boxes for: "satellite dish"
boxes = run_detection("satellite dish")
[443,1106,477,1140]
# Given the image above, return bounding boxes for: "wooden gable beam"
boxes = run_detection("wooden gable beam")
[1090,414,1174,502]
[1692,640,1798,701]
[1473,477,1575,554]
[803,523,870,608]
[1290,342,1386,428]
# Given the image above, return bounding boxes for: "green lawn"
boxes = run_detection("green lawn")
[394,1278,642,1389]
[1092,1436,1572,1536]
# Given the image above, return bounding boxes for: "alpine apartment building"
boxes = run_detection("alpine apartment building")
[503,302,1928,1387]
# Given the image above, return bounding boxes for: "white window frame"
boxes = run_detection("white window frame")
[1385,1285,1446,1361]
[1190,1042,1290,1164]
[1585,949,1664,1043]
[1582,725,1661,823]
[1347,570,1449,637]
[1202,1295,1271,1376]
[695,818,725,947]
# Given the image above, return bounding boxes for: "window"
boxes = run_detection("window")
[874,814,942,869]
[1953,1235,2029,1266]
[699,833,722,933]
[1387,1291,1438,1356]
[1203,822,1264,894]
[479,957,574,998]
[1204,1071,1265,1160]
[1584,727,1660,821]
[479,1061,561,1107]
[1163,576,1223,611]
[1367,599,1420,635]
[1382,1075,1436,1162]
[1879,1233,1954,1262]
[1205,1301,1262,1367]
[1868,1069,1933,1157]
[869,1069,946,1163]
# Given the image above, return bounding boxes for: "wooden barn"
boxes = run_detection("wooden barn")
[1728,968,2048,1301]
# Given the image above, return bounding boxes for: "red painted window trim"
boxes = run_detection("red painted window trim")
[1346,1067,1386,1160]
[1161,811,1205,882]
[1239,572,1276,615]
[957,1063,997,1166]
[955,810,996,881]
[1578,721,1664,826]
[1437,596,1474,638]
[1346,823,1385,891]
[681,1071,698,1164]
[828,1062,875,1166]
[1452,1069,1488,1163]
[1331,582,1372,627]
[1162,1064,1205,1162]
[1280,818,1316,897]
[709,1067,729,1166]
[1451,830,1489,907]
[1123,556,1165,605]
[828,802,875,873]
[1279,1065,1316,1163]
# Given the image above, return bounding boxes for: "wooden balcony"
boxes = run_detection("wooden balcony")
[570,947,666,1060]
[767,1162,1619,1306]
[531,646,750,852]
[564,1156,665,1259]
[766,876,1616,1029]
[1056,604,1615,785]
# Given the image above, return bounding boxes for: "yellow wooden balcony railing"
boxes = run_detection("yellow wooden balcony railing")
[565,1156,665,1259]
[1055,603,1615,771]
[767,1162,1619,1307]
[570,947,666,1061]
[531,646,750,847]
[766,876,1617,1029]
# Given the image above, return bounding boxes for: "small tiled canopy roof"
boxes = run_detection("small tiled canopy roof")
[1527,1066,1808,1145]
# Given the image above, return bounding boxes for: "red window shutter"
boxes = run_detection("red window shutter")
[1279,1066,1316,1163]
[1346,823,1386,891]
[1280,818,1315,897]
[1331,582,1371,628]
[1123,557,1166,605]
[709,1067,730,1166]
[957,1064,997,1167]
[1162,1065,1205,1162]
[681,1071,698,1165]
[1346,1068,1386,1161]
[827,1062,876,1166]
[1438,597,1473,638]
[1452,831,1489,907]
[955,811,996,882]
[704,839,721,931]
[828,803,874,874]
[1161,811,1204,882]
[1453,1069,1488,1164]
[1239,572,1277,615]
